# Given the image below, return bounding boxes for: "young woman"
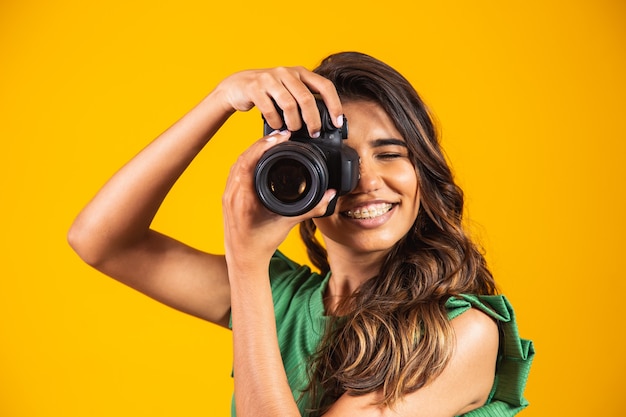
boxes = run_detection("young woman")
[68,52,533,416]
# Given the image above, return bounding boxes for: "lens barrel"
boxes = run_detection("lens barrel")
[254,141,329,216]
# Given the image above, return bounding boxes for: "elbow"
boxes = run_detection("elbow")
[67,217,108,267]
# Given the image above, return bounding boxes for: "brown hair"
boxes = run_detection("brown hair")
[300,52,497,414]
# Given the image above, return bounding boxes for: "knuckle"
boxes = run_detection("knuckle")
[274,66,291,76]
[279,98,298,112]
[297,93,315,107]
[257,72,274,85]
[316,77,335,92]
[233,154,252,173]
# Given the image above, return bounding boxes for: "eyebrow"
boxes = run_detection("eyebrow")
[370,138,408,148]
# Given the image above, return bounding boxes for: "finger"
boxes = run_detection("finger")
[291,92,321,138]
[243,129,292,165]
[244,67,304,132]
[277,68,321,136]
[314,189,338,218]
[242,69,298,131]
[245,78,291,131]
[255,94,287,131]
[270,91,302,132]
[297,69,343,129]
[228,130,291,191]
[292,189,338,221]
[223,131,292,214]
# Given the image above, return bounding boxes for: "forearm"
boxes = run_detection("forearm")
[68,90,233,264]
[229,267,301,417]
[217,65,345,414]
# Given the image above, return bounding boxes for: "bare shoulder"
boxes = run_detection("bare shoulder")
[323,307,500,417]
[445,307,499,414]
[406,307,499,416]
[451,306,499,346]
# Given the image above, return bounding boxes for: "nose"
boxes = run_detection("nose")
[353,158,382,194]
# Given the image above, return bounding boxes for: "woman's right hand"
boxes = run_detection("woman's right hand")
[211,66,344,138]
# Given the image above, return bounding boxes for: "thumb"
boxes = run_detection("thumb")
[312,189,338,218]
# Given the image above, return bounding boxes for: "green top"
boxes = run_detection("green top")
[231,251,534,416]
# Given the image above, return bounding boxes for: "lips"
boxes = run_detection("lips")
[342,203,394,220]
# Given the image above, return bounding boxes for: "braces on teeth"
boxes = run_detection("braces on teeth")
[345,203,393,219]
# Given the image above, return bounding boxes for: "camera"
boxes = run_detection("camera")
[254,98,360,217]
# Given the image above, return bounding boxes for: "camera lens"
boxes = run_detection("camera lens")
[266,160,311,203]
[254,142,328,216]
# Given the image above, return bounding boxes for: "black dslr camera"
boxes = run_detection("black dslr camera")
[254,98,360,217]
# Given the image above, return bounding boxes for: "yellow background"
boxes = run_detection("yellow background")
[1,0,624,415]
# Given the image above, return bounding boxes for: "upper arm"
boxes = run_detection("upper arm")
[324,308,499,417]
[74,229,232,328]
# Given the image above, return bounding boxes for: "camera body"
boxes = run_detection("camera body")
[254,99,360,217]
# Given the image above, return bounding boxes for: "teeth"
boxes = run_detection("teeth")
[345,203,393,219]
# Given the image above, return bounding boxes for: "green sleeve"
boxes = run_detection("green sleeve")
[446,295,535,416]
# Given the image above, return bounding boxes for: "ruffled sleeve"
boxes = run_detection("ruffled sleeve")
[445,295,535,417]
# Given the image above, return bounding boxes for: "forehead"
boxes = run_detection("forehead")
[342,100,404,145]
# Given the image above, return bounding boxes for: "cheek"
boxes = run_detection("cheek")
[390,163,419,198]
[394,165,421,223]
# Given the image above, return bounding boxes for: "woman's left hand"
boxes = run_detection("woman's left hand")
[222,130,336,277]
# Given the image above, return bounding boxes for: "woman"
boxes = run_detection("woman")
[68,52,533,416]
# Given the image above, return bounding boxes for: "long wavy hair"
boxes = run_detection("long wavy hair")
[299,52,498,414]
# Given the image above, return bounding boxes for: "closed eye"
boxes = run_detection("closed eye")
[370,138,409,160]
[377,153,404,160]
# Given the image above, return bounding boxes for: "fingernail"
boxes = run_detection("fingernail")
[336,115,344,127]
[311,131,321,138]
[267,130,289,142]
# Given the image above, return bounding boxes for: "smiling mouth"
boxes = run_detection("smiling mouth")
[342,203,394,220]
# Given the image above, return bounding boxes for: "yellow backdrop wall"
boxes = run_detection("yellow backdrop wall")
[1,0,624,415]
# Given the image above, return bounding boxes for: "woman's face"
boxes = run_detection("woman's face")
[313,100,420,257]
